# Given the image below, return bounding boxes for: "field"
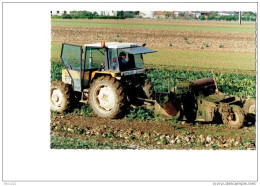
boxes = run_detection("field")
[50,19,256,150]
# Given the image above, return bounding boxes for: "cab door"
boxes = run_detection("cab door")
[61,43,83,92]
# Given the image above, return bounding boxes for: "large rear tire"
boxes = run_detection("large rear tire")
[50,81,71,113]
[222,105,244,129]
[89,76,126,118]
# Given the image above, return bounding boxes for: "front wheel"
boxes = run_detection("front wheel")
[222,105,244,129]
[89,76,126,118]
[50,81,71,113]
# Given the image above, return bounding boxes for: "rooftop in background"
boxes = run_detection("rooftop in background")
[84,42,142,49]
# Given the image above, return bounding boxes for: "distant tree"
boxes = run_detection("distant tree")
[61,14,72,19]
[200,15,206,20]
[165,12,170,18]
[242,11,256,17]
[117,11,125,18]
[93,11,98,16]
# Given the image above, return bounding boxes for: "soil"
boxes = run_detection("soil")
[50,112,256,149]
[51,24,255,53]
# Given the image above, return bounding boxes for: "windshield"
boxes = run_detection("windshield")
[117,49,144,71]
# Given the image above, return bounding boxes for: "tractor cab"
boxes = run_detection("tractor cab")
[84,42,156,72]
[60,42,156,92]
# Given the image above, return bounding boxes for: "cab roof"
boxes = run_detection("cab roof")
[84,42,142,49]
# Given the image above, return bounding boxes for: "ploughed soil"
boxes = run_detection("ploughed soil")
[50,113,256,150]
[51,20,255,53]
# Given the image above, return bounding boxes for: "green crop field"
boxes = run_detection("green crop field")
[144,49,256,74]
[51,43,255,74]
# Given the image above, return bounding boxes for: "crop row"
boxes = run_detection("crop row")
[51,62,256,97]
[147,69,256,97]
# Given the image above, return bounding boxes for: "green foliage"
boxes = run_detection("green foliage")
[79,104,94,117]
[125,12,134,18]
[61,14,72,19]
[50,62,256,122]
[241,12,256,21]
[242,12,256,17]
[147,69,256,97]
[219,44,224,48]
[165,12,171,19]
[208,14,218,20]
[116,11,126,19]
[51,15,62,19]
[51,136,130,149]
[242,16,256,21]
[50,62,256,97]
[219,15,239,21]
[200,15,206,20]
[51,62,64,81]
[126,108,154,121]
[204,12,255,22]
[169,43,173,47]
[60,11,126,19]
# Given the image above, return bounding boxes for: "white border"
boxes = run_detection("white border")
[1,2,258,183]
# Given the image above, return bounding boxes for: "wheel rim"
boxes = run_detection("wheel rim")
[95,85,116,111]
[51,89,63,108]
[248,104,255,114]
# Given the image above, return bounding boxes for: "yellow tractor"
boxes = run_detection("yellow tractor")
[51,42,256,129]
[50,42,156,118]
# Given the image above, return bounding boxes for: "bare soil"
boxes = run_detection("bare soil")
[50,113,256,149]
[51,25,255,53]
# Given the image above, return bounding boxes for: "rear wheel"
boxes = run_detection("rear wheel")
[243,98,256,115]
[50,81,71,113]
[243,98,256,125]
[89,76,126,118]
[222,105,244,129]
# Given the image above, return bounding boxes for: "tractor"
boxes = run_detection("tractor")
[50,42,256,129]
[51,42,156,118]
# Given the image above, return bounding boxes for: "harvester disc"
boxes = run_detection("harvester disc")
[222,105,244,129]
[163,101,181,119]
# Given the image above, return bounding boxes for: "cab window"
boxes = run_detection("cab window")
[108,49,119,71]
[85,48,104,69]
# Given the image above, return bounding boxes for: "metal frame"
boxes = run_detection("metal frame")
[60,43,83,92]
[104,47,109,71]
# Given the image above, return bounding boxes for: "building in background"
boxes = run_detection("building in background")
[51,10,70,16]
[139,11,155,18]
[97,10,117,16]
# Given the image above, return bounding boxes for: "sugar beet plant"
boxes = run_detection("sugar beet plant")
[51,62,256,119]
[147,69,256,97]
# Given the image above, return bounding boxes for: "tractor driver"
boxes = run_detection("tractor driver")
[118,52,128,70]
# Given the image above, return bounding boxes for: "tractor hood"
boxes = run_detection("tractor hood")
[121,47,157,54]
